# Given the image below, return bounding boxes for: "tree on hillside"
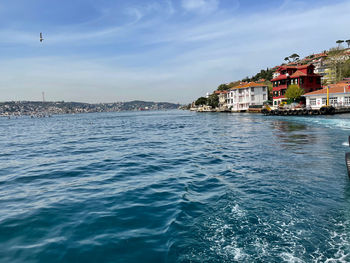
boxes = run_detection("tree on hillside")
[346,39,350,48]
[336,40,344,49]
[327,47,349,83]
[217,84,229,91]
[207,93,219,108]
[289,53,300,62]
[341,59,350,79]
[266,82,273,101]
[285,85,304,101]
[243,68,275,83]
[227,81,241,88]
[195,97,208,106]
[242,76,250,82]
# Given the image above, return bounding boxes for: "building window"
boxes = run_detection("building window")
[316,78,321,84]
[251,95,255,101]
[309,77,313,83]
[295,79,298,84]
[263,94,267,100]
[322,98,327,105]
[274,100,278,105]
[329,97,338,105]
[262,87,266,92]
[251,87,255,92]
[310,99,316,106]
[345,97,350,105]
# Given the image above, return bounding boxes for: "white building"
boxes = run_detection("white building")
[215,90,229,110]
[272,71,280,79]
[313,57,327,77]
[303,83,350,109]
[226,82,268,111]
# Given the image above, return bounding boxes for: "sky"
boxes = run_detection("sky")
[0,0,349,103]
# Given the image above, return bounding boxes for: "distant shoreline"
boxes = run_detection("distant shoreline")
[0,100,181,117]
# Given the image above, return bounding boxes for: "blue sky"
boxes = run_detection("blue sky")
[0,0,349,103]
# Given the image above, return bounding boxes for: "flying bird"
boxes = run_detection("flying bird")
[40,32,44,42]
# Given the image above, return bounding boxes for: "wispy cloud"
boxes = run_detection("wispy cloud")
[0,0,349,103]
[181,0,219,13]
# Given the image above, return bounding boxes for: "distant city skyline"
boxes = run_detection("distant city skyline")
[0,0,349,103]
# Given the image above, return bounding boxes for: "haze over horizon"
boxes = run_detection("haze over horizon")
[0,0,349,104]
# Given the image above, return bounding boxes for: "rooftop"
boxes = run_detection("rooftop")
[303,83,350,96]
[230,81,268,90]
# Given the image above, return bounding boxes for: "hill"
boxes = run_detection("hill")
[0,100,180,116]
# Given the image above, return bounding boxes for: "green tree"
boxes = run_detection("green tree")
[285,84,304,101]
[217,84,229,91]
[207,93,219,108]
[289,53,300,62]
[195,97,207,106]
[328,47,348,83]
[242,76,250,82]
[346,39,350,48]
[341,59,350,78]
[336,40,344,49]
[266,82,273,101]
[227,81,241,88]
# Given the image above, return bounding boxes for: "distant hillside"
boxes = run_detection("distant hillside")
[0,100,181,116]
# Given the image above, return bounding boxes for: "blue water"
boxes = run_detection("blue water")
[1,111,350,262]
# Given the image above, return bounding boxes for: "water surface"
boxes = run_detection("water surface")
[0,111,350,262]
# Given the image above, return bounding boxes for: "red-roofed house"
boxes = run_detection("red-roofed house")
[271,64,322,106]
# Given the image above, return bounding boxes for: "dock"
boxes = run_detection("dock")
[261,106,350,116]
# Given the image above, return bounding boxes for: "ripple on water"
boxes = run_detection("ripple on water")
[0,111,350,262]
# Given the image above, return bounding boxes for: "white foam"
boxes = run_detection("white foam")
[280,252,303,263]
[231,204,245,217]
[298,117,350,131]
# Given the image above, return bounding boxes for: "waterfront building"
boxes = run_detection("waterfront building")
[271,64,322,106]
[226,82,268,112]
[303,82,350,108]
[215,90,229,110]
[312,53,328,80]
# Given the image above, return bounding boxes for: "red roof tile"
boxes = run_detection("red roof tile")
[290,70,307,78]
[271,74,288,81]
[229,82,268,90]
[304,83,350,96]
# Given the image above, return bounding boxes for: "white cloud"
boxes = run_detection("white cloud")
[181,0,219,13]
[1,1,350,103]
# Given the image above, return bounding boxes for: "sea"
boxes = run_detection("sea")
[1,110,350,262]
